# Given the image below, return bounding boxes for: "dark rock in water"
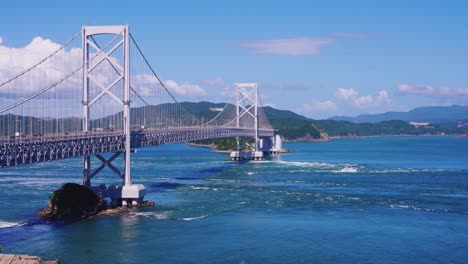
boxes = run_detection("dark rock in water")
[38,183,107,221]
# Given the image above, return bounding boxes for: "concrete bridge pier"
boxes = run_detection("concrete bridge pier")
[258,132,283,155]
[107,183,147,207]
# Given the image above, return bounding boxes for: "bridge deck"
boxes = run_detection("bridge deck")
[0,127,275,167]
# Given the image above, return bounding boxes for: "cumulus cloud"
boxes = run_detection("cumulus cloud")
[398,84,468,97]
[335,88,391,108]
[164,80,206,96]
[398,84,433,95]
[335,88,358,100]
[0,35,207,119]
[354,95,373,107]
[242,37,335,56]
[376,90,391,105]
[0,36,84,102]
[132,74,159,96]
[0,36,3,45]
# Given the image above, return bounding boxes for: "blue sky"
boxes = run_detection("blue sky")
[1,0,468,118]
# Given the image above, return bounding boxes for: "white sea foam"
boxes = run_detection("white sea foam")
[129,211,174,220]
[335,167,358,173]
[129,212,156,217]
[179,215,208,221]
[390,204,411,209]
[277,161,337,168]
[0,220,22,229]
[190,186,210,190]
[129,211,208,221]
[367,168,450,174]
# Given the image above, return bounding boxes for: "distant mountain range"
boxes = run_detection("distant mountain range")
[181,102,468,141]
[2,103,467,143]
[329,105,468,124]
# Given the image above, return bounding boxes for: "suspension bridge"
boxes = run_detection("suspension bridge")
[0,25,281,205]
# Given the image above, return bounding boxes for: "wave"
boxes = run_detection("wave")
[272,160,464,174]
[276,161,345,168]
[275,160,361,173]
[0,220,23,229]
[189,186,210,190]
[129,211,208,221]
[333,167,358,173]
[388,203,445,213]
[365,168,464,174]
[178,215,208,221]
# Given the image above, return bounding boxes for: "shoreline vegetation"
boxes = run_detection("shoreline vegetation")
[186,132,467,152]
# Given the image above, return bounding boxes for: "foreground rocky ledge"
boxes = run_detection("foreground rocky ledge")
[0,254,59,264]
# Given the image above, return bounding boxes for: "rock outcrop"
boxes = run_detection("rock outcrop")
[38,183,107,221]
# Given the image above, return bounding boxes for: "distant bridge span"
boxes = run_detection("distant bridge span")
[0,127,275,167]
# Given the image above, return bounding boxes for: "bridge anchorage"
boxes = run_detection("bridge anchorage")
[0,24,282,206]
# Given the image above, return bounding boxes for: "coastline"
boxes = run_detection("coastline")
[185,142,290,153]
[185,142,231,153]
[186,134,466,152]
[283,133,467,143]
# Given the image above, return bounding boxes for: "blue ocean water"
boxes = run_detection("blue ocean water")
[0,136,468,263]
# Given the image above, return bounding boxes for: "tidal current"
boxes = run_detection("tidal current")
[1,136,467,263]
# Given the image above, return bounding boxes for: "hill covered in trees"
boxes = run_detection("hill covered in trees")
[2,102,466,143]
[330,105,468,125]
[181,102,467,146]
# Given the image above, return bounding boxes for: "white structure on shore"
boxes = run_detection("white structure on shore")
[409,121,429,127]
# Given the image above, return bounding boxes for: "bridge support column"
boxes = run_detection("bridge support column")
[82,156,91,188]
[120,25,146,206]
[272,132,283,153]
[82,25,146,206]
[231,82,265,161]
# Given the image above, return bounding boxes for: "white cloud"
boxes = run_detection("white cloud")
[242,37,335,56]
[376,90,391,106]
[354,95,373,107]
[335,88,358,100]
[0,36,3,45]
[0,35,209,120]
[0,36,84,109]
[132,74,159,96]
[164,80,206,96]
[335,88,392,108]
[398,84,468,97]
[398,84,433,95]
[301,100,338,112]
[0,36,122,118]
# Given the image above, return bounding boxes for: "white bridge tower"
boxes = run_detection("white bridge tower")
[82,25,145,206]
